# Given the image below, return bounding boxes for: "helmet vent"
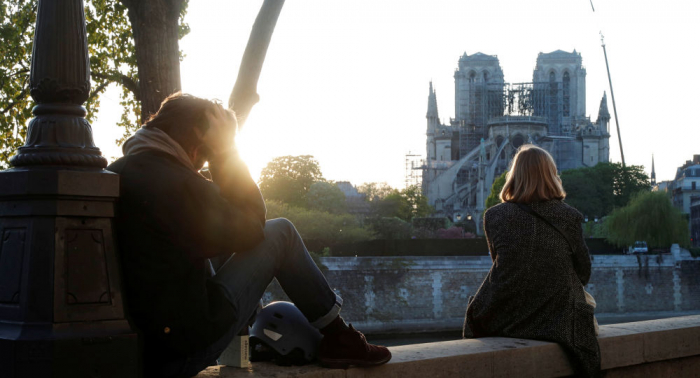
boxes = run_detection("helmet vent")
[274,312,284,319]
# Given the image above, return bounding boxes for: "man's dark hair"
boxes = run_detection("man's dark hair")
[143,92,227,153]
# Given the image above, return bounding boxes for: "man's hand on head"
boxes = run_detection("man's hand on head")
[202,105,237,159]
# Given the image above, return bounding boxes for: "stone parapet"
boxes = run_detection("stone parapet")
[197,315,700,378]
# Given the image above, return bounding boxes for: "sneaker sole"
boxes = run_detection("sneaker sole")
[319,354,392,369]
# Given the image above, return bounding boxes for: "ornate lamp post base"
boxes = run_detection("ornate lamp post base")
[0,169,140,377]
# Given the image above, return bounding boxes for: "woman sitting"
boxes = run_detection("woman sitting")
[463,145,600,377]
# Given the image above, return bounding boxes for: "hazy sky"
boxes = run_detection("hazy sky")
[91,0,700,188]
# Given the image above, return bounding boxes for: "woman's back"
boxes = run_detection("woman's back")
[472,200,587,335]
[464,145,600,376]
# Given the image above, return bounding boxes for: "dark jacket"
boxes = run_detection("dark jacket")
[107,150,265,358]
[464,200,600,377]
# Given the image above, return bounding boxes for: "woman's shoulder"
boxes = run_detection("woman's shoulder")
[484,201,520,222]
[539,200,585,223]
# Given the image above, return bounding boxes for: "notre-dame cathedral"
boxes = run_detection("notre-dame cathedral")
[423,50,611,233]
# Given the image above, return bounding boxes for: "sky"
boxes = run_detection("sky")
[91,0,700,189]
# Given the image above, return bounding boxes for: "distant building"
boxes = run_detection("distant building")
[691,195,700,248]
[670,155,700,215]
[335,181,371,218]
[422,50,611,233]
[653,180,672,193]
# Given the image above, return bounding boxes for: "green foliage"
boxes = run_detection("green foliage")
[402,184,433,219]
[562,162,650,218]
[604,191,689,249]
[357,182,394,201]
[307,181,346,214]
[367,217,412,240]
[0,0,190,168]
[371,184,433,222]
[486,171,507,209]
[582,220,608,239]
[412,217,449,231]
[265,200,373,246]
[259,155,324,208]
[411,217,449,239]
[0,0,38,167]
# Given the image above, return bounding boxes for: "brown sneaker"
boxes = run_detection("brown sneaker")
[317,324,392,369]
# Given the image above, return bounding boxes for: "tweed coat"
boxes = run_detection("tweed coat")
[463,200,601,377]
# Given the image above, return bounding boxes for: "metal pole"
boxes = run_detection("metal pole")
[601,34,626,167]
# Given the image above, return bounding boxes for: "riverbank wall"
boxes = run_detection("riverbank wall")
[264,253,700,333]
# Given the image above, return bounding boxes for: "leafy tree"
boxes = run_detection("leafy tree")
[402,184,433,219]
[259,155,324,208]
[307,181,347,214]
[357,182,394,201]
[367,217,412,240]
[486,171,507,209]
[562,162,650,218]
[373,191,412,221]
[265,200,373,247]
[604,191,689,249]
[371,185,432,222]
[0,0,190,167]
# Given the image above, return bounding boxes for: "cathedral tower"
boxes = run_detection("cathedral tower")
[533,50,586,135]
[453,52,504,156]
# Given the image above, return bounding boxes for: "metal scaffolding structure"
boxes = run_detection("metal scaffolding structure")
[405,152,423,189]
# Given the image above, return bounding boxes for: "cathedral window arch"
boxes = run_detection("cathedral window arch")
[563,71,571,117]
[469,71,476,83]
[483,71,489,82]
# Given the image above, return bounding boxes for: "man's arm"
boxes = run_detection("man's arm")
[208,149,266,225]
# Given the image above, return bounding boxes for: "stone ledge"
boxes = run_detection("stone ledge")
[197,315,700,378]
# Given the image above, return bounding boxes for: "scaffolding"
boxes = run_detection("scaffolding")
[405,152,423,189]
[460,82,568,149]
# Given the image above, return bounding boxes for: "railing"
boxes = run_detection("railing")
[487,115,548,125]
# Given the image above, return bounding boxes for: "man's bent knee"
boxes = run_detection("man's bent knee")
[265,218,294,231]
[264,218,298,239]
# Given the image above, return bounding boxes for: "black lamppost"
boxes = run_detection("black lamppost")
[0,1,139,376]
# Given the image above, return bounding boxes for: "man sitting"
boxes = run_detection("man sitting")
[107,92,391,377]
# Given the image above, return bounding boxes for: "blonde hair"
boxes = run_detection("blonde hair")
[500,144,566,203]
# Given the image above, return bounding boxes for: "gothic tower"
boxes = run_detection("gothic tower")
[532,50,586,135]
[426,81,439,161]
[453,52,504,157]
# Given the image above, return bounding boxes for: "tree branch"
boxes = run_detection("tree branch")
[229,0,285,129]
[0,88,27,114]
[88,82,110,101]
[91,71,140,101]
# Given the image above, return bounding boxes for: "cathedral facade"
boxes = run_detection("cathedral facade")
[423,50,611,234]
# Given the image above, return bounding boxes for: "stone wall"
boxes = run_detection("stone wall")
[200,316,700,378]
[264,254,700,333]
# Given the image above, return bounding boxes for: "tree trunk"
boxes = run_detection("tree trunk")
[122,0,183,124]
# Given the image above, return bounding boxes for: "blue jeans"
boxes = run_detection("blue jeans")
[156,218,342,377]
